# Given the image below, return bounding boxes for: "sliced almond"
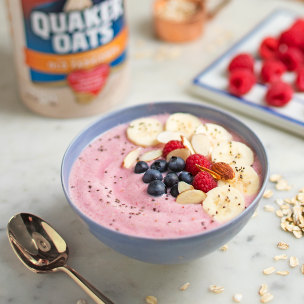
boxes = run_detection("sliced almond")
[122,147,141,168]
[146,296,157,304]
[261,293,273,303]
[196,164,221,180]
[209,285,224,293]
[178,181,194,193]
[180,282,190,290]
[157,130,185,143]
[274,254,287,261]
[277,242,289,249]
[166,148,191,162]
[290,256,299,267]
[269,174,282,182]
[263,267,275,275]
[176,189,206,205]
[259,284,267,295]
[181,135,195,154]
[139,149,162,162]
[191,133,210,156]
[276,270,289,275]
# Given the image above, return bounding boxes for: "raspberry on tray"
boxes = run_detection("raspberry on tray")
[228,53,255,72]
[277,47,304,71]
[265,81,293,107]
[260,60,286,83]
[259,37,279,60]
[296,67,304,91]
[228,68,256,96]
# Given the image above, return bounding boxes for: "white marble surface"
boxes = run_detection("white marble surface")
[1,0,304,303]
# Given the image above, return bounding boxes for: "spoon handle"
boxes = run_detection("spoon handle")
[59,264,115,304]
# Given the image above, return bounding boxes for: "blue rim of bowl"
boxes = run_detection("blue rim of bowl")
[61,101,269,242]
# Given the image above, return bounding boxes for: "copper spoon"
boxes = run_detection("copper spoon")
[7,213,115,304]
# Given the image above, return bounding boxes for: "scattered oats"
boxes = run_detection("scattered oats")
[263,267,275,275]
[219,244,228,251]
[274,254,287,261]
[264,205,274,212]
[276,179,290,191]
[282,209,291,216]
[275,199,284,206]
[277,242,289,249]
[146,296,157,304]
[260,293,274,303]
[263,190,273,198]
[276,210,283,217]
[270,174,282,182]
[252,209,258,218]
[280,204,290,209]
[290,256,299,267]
[259,284,268,295]
[293,229,302,238]
[233,293,242,303]
[297,193,304,203]
[180,282,190,290]
[77,300,87,304]
[301,264,304,274]
[281,221,294,232]
[284,198,291,204]
[209,285,224,293]
[290,196,297,204]
[276,270,289,275]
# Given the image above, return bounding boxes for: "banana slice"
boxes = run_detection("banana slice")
[165,113,202,139]
[218,164,260,196]
[127,118,163,147]
[157,131,186,143]
[202,185,245,223]
[211,141,254,166]
[195,123,232,148]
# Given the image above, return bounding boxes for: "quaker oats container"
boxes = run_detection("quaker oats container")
[6,0,129,118]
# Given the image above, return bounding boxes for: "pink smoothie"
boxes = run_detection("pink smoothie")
[69,114,262,238]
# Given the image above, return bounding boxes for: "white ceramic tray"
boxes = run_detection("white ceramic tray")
[192,9,304,138]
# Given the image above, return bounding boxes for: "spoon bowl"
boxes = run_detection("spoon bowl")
[8,213,114,304]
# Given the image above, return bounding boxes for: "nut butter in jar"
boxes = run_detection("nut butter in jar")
[7,0,129,118]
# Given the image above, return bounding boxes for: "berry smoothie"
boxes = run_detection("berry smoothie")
[69,114,262,238]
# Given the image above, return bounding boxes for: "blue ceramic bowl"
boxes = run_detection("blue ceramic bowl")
[61,102,269,265]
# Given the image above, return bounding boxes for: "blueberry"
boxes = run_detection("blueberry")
[142,169,163,183]
[170,184,179,197]
[168,156,185,172]
[164,172,179,187]
[134,161,149,174]
[151,159,168,173]
[179,171,193,184]
[147,180,167,196]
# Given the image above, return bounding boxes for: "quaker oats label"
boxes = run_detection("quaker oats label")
[7,0,129,117]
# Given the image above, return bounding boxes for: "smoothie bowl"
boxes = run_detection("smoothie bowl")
[61,102,268,264]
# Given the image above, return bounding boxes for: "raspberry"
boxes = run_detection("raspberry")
[228,69,256,96]
[185,154,211,176]
[259,37,278,60]
[279,28,304,49]
[260,60,286,83]
[278,47,304,71]
[162,140,184,158]
[295,67,304,91]
[265,81,293,107]
[228,53,255,72]
[193,171,217,193]
[291,19,304,32]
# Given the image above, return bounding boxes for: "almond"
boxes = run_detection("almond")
[166,148,191,162]
[176,189,206,204]
[211,162,235,180]
[195,164,221,180]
